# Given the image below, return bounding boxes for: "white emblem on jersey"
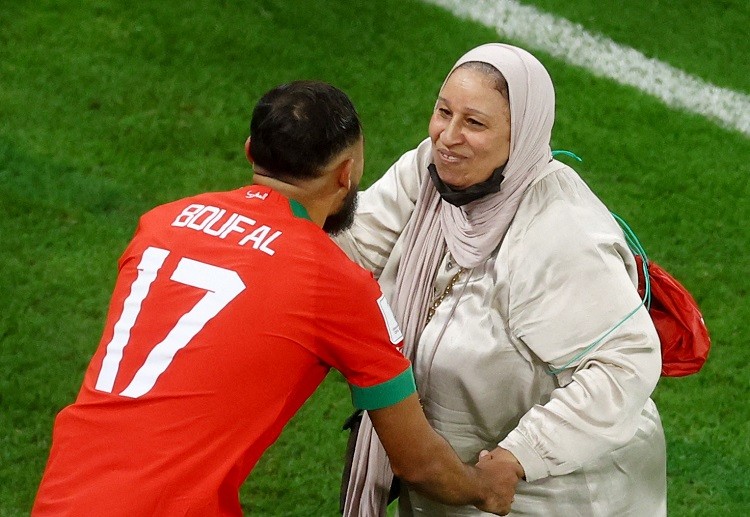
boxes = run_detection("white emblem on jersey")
[376,294,403,345]
[245,190,269,200]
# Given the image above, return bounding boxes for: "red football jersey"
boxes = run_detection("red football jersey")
[33,186,413,516]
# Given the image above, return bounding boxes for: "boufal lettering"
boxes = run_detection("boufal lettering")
[171,204,282,255]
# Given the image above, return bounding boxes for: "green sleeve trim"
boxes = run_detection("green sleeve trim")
[288,199,312,221]
[350,367,416,410]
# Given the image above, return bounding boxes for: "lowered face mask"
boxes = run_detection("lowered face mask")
[428,163,506,207]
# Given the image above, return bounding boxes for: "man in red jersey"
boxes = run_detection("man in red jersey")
[33,81,522,516]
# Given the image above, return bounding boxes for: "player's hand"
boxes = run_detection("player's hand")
[472,447,524,515]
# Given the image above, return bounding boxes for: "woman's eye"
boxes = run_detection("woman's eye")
[468,119,485,127]
[438,108,451,116]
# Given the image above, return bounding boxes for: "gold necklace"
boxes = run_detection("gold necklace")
[426,267,464,323]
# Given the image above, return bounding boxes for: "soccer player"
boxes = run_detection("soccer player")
[32,81,522,516]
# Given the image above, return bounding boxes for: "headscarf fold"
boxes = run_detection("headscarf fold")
[344,43,556,517]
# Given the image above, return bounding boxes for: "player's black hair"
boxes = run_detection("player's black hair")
[249,81,362,181]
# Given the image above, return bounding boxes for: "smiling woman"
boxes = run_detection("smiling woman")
[337,43,667,516]
[429,63,511,192]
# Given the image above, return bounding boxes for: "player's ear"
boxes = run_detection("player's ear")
[336,157,354,192]
[244,137,254,164]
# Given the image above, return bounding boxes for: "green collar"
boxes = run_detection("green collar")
[288,199,312,221]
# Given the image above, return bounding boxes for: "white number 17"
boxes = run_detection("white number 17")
[95,246,246,398]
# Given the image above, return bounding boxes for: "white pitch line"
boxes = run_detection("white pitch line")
[422,0,750,136]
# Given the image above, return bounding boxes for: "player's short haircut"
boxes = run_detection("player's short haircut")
[249,81,362,181]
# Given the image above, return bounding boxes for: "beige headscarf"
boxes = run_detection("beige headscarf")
[343,43,556,516]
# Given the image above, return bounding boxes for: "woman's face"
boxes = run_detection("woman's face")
[428,66,511,190]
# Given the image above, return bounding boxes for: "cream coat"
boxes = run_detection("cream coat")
[336,138,667,516]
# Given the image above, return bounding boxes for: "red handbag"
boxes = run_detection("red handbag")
[549,153,711,377]
[610,210,711,377]
[633,255,711,376]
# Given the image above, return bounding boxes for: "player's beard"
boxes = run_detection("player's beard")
[323,183,359,236]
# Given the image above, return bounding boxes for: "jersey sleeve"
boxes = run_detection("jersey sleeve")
[308,258,416,411]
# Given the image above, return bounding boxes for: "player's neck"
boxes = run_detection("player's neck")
[251,170,330,228]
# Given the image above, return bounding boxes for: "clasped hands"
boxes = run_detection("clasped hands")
[474,447,525,516]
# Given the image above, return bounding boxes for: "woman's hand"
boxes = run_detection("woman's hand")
[474,447,525,515]
[478,447,525,479]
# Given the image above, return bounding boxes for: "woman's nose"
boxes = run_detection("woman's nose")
[441,119,463,145]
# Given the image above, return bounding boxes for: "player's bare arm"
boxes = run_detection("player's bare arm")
[368,393,523,515]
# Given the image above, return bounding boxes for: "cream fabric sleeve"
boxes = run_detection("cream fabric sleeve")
[334,138,429,277]
[499,167,661,482]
